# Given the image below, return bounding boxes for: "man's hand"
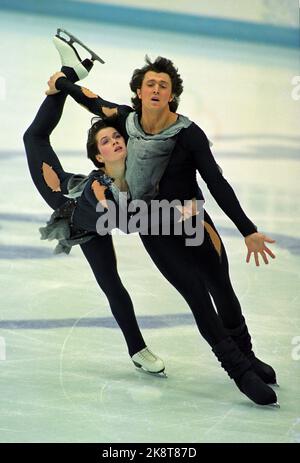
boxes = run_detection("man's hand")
[45,72,66,96]
[245,232,276,266]
[176,198,199,222]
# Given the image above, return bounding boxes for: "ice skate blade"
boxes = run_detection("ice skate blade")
[140,368,168,378]
[270,402,280,408]
[133,363,167,378]
[57,28,105,64]
[261,402,280,409]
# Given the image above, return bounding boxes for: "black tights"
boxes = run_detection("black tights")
[140,212,243,347]
[23,91,146,356]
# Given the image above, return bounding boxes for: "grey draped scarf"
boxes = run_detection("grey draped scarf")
[125,112,192,203]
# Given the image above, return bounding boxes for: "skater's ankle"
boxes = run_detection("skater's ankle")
[61,66,78,83]
[129,344,147,358]
[61,59,93,84]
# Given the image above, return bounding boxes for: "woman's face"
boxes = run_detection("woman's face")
[137,71,173,111]
[95,127,127,164]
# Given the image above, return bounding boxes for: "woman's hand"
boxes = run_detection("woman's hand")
[45,72,66,95]
[245,232,276,266]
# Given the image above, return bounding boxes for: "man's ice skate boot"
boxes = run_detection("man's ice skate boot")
[53,28,104,81]
[131,347,167,377]
[227,317,278,386]
[212,337,279,407]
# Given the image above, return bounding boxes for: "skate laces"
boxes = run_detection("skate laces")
[137,347,157,361]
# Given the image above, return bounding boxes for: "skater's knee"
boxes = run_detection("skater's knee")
[100,280,126,300]
[23,127,34,146]
[23,124,46,144]
[23,129,59,189]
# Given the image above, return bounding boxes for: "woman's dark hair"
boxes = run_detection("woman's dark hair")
[130,55,183,113]
[86,115,124,168]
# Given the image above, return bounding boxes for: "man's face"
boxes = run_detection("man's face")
[137,71,173,111]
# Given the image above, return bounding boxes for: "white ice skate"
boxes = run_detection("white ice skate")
[131,347,167,377]
[53,28,105,81]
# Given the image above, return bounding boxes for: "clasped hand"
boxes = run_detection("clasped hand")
[45,72,66,95]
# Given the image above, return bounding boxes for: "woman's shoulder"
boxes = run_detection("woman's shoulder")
[86,169,114,187]
[82,170,115,204]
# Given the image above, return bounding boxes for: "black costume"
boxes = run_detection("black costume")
[23,74,277,405]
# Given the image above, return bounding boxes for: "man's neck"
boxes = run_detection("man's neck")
[140,108,178,135]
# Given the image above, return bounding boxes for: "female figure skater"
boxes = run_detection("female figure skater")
[45,30,278,406]
[23,59,166,376]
